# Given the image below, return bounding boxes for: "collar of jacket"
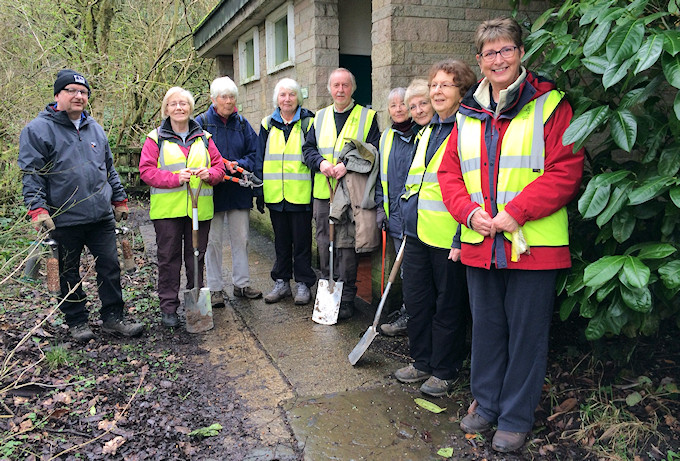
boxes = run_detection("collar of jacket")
[473,66,528,116]
[45,102,89,127]
[272,105,302,124]
[158,117,204,142]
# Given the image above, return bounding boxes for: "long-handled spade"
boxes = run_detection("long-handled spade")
[184,181,213,333]
[349,236,406,365]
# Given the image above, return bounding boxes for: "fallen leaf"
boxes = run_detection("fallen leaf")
[19,419,33,432]
[189,423,222,438]
[102,436,125,455]
[465,433,478,440]
[48,408,69,420]
[555,397,577,413]
[98,420,117,431]
[414,398,446,413]
[437,447,453,458]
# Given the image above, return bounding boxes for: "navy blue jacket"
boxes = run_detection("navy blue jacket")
[196,106,258,211]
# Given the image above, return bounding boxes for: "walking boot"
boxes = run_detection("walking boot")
[394,364,431,383]
[460,412,492,434]
[337,301,355,320]
[492,430,528,452]
[420,376,455,397]
[161,312,180,328]
[380,305,409,336]
[211,291,225,308]
[102,317,144,337]
[264,279,291,304]
[294,282,311,305]
[70,323,95,342]
[234,286,263,299]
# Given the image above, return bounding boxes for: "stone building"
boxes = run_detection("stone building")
[193,0,545,129]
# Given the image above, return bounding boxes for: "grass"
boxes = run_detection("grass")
[45,345,71,370]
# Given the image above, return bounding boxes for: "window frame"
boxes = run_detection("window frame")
[265,2,295,74]
[238,26,260,84]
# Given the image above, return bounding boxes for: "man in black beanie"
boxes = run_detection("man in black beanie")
[18,69,143,342]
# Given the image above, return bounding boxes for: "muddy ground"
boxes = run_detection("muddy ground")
[1,198,679,460]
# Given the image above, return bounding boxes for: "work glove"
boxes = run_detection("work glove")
[376,206,387,232]
[255,196,265,214]
[113,201,129,221]
[31,209,55,233]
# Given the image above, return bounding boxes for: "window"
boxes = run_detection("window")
[238,27,260,83]
[265,2,295,73]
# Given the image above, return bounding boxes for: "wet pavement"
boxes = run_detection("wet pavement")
[139,218,473,460]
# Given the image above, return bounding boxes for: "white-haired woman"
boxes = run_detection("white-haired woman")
[196,76,262,307]
[255,78,316,304]
[139,87,226,328]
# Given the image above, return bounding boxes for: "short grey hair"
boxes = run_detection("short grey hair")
[388,87,406,104]
[161,87,194,119]
[210,76,239,99]
[326,68,357,94]
[272,78,303,108]
[404,79,429,107]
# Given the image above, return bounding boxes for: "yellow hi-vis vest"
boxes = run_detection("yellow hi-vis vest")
[147,129,214,221]
[261,116,313,204]
[379,129,395,217]
[457,90,567,246]
[312,104,376,199]
[402,125,456,249]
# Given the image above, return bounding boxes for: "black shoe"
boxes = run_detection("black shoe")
[338,301,355,320]
[161,312,180,328]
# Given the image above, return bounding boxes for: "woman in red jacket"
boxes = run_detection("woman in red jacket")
[438,17,584,452]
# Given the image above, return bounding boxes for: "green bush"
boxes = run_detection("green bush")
[521,0,680,339]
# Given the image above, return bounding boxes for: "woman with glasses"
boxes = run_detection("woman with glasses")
[139,87,226,328]
[379,80,434,336]
[438,17,584,452]
[394,60,475,398]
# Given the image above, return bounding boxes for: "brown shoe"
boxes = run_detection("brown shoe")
[211,291,226,308]
[460,412,492,433]
[234,286,262,299]
[492,430,527,452]
[419,376,455,397]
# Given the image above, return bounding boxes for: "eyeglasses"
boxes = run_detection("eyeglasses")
[62,88,89,97]
[168,101,189,108]
[479,46,518,62]
[428,82,459,91]
[409,100,431,112]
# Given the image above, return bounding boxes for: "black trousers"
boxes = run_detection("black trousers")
[51,218,124,327]
[402,237,469,380]
[269,209,316,286]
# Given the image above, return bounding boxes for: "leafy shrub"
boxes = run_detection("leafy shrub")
[521,0,680,339]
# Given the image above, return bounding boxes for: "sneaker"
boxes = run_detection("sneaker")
[380,311,409,336]
[294,282,311,305]
[211,291,226,308]
[337,301,355,320]
[394,364,431,383]
[102,318,144,337]
[70,323,95,342]
[460,412,493,434]
[161,312,180,328]
[264,279,291,304]
[234,286,263,299]
[420,376,455,397]
[492,430,528,452]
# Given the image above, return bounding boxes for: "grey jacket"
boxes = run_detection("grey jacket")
[18,103,126,227]
[329,139,381,252]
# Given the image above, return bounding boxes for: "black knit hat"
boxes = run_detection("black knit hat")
[53,69,90,95]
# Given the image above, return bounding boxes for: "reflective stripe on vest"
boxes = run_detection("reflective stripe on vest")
[457,90,567,246]
[147,129,214,220]
[312,104,376,199]
[262,118,312,204]
[379,129,395,217]
[402,125,457,249]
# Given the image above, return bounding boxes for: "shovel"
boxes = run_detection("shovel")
[312,178,343,325]
[184,181,213,333]
[349,236,407,365]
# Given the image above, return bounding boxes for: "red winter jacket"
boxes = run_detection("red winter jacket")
[438,71,584,270]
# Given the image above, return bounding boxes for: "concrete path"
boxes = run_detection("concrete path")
[139,220,471,460]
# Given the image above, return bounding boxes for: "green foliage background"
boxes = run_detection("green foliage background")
[518,0,680,339]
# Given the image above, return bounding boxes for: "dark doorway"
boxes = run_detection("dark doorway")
[339,54,372,108]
